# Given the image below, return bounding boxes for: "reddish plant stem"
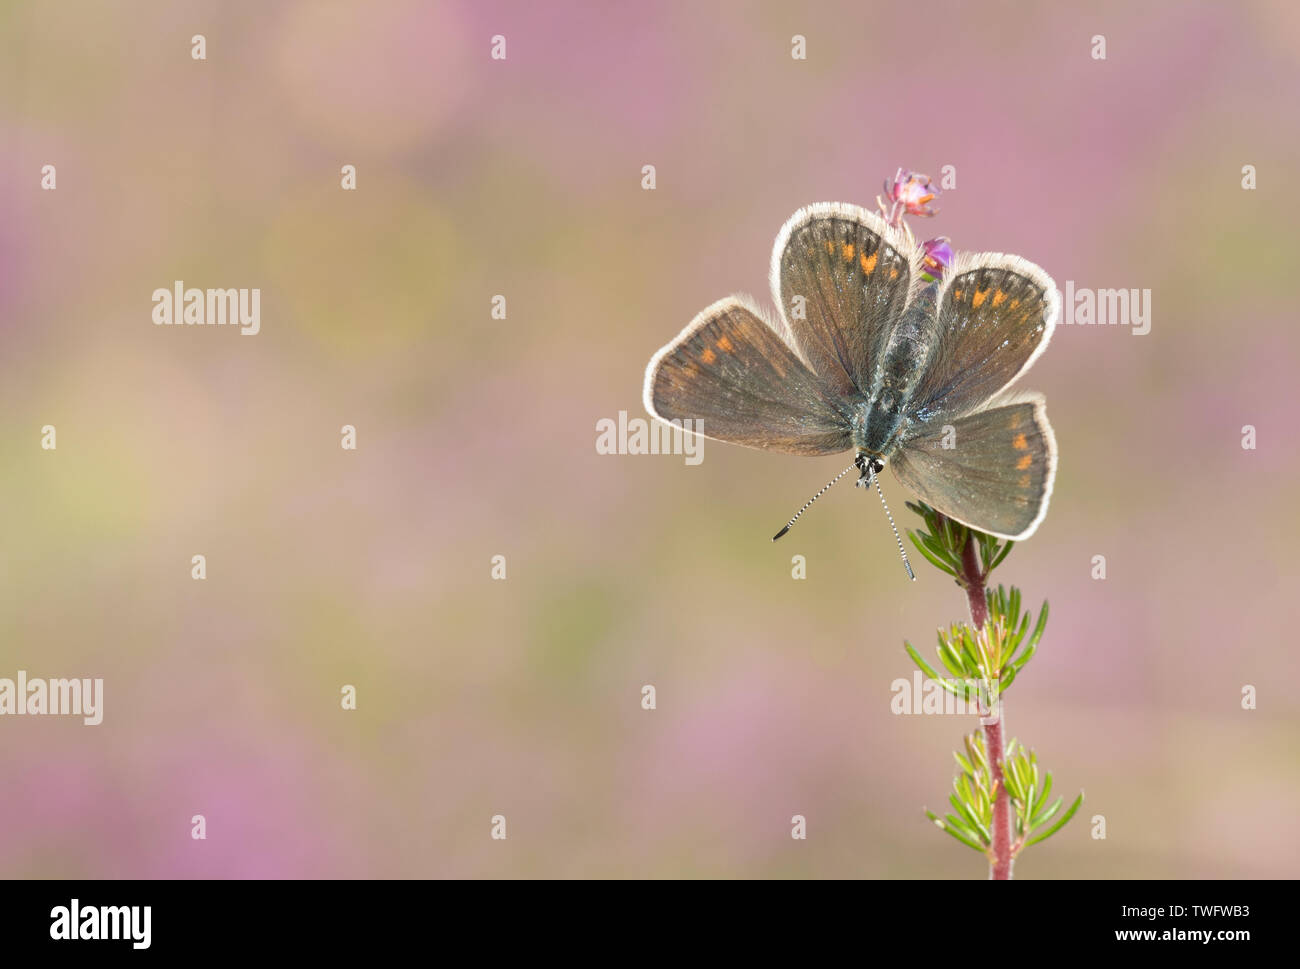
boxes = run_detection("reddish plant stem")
[982,709,1014,880]
[959,535,989,629]
[957,528,1013,880]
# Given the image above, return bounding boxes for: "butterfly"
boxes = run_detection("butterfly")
[643,202,1058,553]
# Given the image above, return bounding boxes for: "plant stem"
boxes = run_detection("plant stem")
[982,709,1014,880]
[959,533,988,629]
[954,525,1013,880]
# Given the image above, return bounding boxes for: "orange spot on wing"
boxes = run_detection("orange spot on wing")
[716,335,734,353]
[825,241,836,255]
[971,288,989,308]
[841,243,855,261]
[860,251,878,274]
[1010,299,1020,309]
[1016,453,1033,470]
[953,288,964,300]
[890,266,900,279]
[1012,432,1028,451]
[700,347,716,364]
[993,290,1008,307]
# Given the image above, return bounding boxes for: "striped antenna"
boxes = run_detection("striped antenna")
[868,465,915,581]
[771,463,857,541]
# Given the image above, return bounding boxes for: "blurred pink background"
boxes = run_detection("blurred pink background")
[1,0,1297,878]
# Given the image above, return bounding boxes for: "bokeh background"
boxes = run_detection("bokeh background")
[2,0,1297,878]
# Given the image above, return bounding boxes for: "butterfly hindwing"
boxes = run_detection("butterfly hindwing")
[644,297,853,456]
[890,395,1057,540]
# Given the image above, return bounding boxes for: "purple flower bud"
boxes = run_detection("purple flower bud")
[921,237,953,281]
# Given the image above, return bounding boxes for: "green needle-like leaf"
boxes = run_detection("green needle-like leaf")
[1034,773,1054,815]
[1024,792,1084,847]
[926,811,986,852]
[943,813,982,842]
[904,641,945,682]
[938,638,967,678]
[958,628,981,669]
[1027,601,1049,649]
[928,676,966,698]
[1003,754,1024,796]
[956,773,975,806]
[987,539,1014,572]
[1030,797,1063,828]
[1002,766,1022,801]
[908,530,959,576]
[952,797,992,845]
[948,792,979,832]
[1011,641,1037,673]
[1000,665,1018,692]
[917,529,953,560]
[1012,612,1030,649]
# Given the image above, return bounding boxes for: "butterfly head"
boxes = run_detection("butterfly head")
[854,451,885,485]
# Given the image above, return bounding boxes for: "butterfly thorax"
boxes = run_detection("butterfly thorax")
[852,283,940,460]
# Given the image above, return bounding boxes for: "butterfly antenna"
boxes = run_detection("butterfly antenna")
[772,463,856,541]
[868,466,915,581]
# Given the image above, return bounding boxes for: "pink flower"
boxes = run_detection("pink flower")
[884,168,939,218]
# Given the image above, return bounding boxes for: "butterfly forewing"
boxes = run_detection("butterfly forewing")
[907,255,1058,423]
[771,203,918,397]
[644,297,854,455]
